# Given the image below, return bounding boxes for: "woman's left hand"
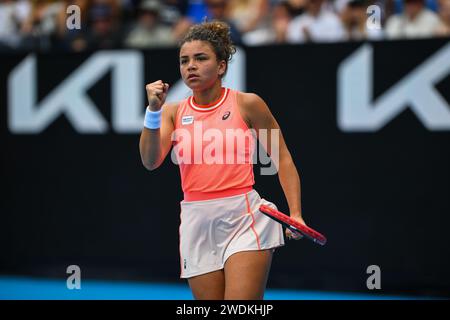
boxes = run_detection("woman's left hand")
[286,215,307,240]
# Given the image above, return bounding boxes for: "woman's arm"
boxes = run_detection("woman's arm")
[139,81,176,171]
[239,92,306,238]
[139,103,176,170]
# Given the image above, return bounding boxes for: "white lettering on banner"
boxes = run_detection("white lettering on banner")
[338,43,450,131]
[7,49,245,134]
[8,51,144,133]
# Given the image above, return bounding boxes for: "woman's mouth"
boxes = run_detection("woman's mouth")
[188,74,200,80]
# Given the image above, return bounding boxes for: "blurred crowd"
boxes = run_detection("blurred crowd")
[0,0,449,52]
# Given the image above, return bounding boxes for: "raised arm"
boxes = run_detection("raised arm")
[139,81,177,171]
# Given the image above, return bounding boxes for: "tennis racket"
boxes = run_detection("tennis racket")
[259,204,327,246]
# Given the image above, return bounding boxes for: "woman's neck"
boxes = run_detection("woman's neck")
[192,81,223,106]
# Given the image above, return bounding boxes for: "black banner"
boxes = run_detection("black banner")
[1,38,449,297]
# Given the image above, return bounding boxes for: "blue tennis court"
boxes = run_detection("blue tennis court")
[0,276,440,300]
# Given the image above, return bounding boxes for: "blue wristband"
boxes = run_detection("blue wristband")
[144,107,162,129]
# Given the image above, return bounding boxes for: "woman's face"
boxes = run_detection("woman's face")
[179,40,226,90]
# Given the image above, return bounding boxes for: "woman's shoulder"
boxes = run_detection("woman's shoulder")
[162,101,180,112]
[163,101,181,109]
[236,90,267,111]
[235,90,271,128]
[162,101,182,122]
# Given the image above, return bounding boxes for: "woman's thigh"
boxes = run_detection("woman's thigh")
[187,269,225,300]
[223,249,273,300]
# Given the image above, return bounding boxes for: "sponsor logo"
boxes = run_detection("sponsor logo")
[338,43,450,131]
[182,115,194,125]
[222,111,231,120]
[7,49,246,134]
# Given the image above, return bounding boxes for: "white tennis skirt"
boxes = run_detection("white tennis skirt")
[178,189,285,278]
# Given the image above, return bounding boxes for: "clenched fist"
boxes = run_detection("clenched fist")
[146,80,169,111]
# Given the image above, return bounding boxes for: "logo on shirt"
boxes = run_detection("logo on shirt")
[222,111,231,120]
[182,115,194,125]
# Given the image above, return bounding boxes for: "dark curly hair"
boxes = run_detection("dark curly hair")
[180,20,236,78]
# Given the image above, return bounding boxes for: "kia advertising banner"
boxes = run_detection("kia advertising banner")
[1,38,449,296]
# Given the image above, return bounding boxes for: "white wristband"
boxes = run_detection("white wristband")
[144,107,162,129]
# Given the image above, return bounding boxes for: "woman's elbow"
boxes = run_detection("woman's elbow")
[278,154,296,170]
[141,158,159,171]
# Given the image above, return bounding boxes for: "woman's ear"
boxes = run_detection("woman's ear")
[218,60,227,76]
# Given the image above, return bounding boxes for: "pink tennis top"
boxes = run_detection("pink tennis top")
[172,87,255,201]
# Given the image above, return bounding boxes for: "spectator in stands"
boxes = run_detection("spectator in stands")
[227,0,270,34]
[119,0,141,23]
[63,0,123,51]
[341,0,384,40]
[164,0,212,42]
[285,0,307,16]
[286,0,346,43]
[236,0,293,45]
[92,0,122,19]
[124,0,176,48]
[53,0,91,51]
[204,0,242,44]
[86,0,123,49]
[385,0,444,38]
[0,0,30,50]
[159,0,188,27]
[271,1,295,43]
[20,0,65,50]
[390,0,440,15]
[55,0,91,38]
[334,0,351,13]
[435,0,450,35]
[184,0,208,22]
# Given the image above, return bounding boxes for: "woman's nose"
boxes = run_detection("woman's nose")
[187,61,197,71]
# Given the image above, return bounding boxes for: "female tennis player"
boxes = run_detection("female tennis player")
[139,20,306,300]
